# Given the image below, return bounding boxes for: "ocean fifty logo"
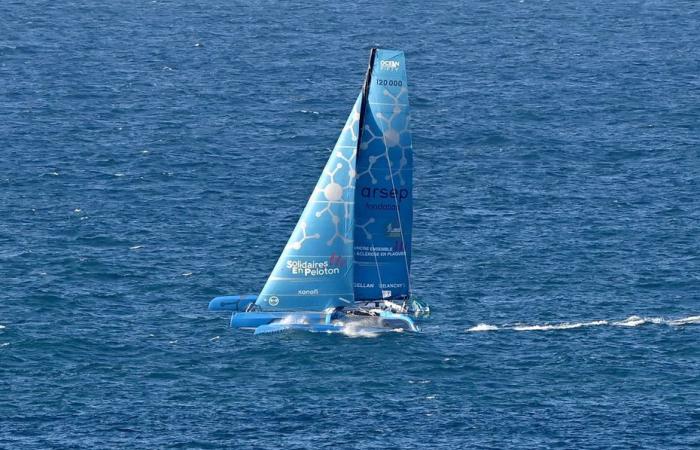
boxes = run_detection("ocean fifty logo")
[380,60,400,71]
[287,260,340,276]
[268,296,279,306]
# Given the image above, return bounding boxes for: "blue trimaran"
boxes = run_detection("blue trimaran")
[209,49,429,334]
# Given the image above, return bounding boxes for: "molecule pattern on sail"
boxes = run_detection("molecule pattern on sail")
[286,97,361,251]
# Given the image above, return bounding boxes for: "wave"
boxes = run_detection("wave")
[668,316,700,326]
[612,315,664,327]
[467,323,499,332]
[341,320,380,338]
[465,315,699,333]
[338,318,407,338]
[279,315,310,325]
[512,320,608,331]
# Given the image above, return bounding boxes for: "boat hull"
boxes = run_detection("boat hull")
[208,294,257,312]
[230,310,418,334]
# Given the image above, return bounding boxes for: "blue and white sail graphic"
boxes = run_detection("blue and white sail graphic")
[354,49,413,301]
[255,94,362,311]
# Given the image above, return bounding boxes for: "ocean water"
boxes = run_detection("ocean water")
[2,0,699,448]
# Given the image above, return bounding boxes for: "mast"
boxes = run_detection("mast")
[356,48,377,149]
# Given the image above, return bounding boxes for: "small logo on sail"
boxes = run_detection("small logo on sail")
[385,222,402,238]
[382,290,392,299]
[268,296,279,306]
[297,289,319,296]
[329,253,346,267]
[380,60,400,71]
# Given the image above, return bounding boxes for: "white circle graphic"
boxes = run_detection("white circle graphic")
[323,182,343,202]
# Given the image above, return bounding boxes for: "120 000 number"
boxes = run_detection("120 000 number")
[376,79,402,86]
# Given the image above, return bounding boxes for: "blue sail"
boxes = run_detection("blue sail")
[354,49,413,301]
[255,94,362,311]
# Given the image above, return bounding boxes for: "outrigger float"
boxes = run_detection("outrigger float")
[209,49,429,334]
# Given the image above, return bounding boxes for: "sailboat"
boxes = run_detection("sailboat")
[209,48,429,334]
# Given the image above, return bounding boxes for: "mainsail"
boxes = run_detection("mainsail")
[354,49,413,301]
[255,94,362,311]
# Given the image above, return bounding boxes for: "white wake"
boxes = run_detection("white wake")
[467,323,499,332]
[279,315,310,325]
[512,320,608,331]
[667,315,700,326]
[467,315,700,333]
[341,320,381,338]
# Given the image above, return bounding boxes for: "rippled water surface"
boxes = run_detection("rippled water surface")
[2,1,699,448]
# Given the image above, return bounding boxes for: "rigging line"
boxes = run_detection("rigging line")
[384,117,412,300]
[371,238,384,300]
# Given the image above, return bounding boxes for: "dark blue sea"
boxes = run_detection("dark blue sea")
[2,0,699,448]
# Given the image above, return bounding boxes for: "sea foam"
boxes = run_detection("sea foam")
[342,326,380,338]
[279,315,310,325]
[467,323,499,332]
[668,315,700,326]
[612,315,664,327]
[465,315,699,333]
[512,320,608,331]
